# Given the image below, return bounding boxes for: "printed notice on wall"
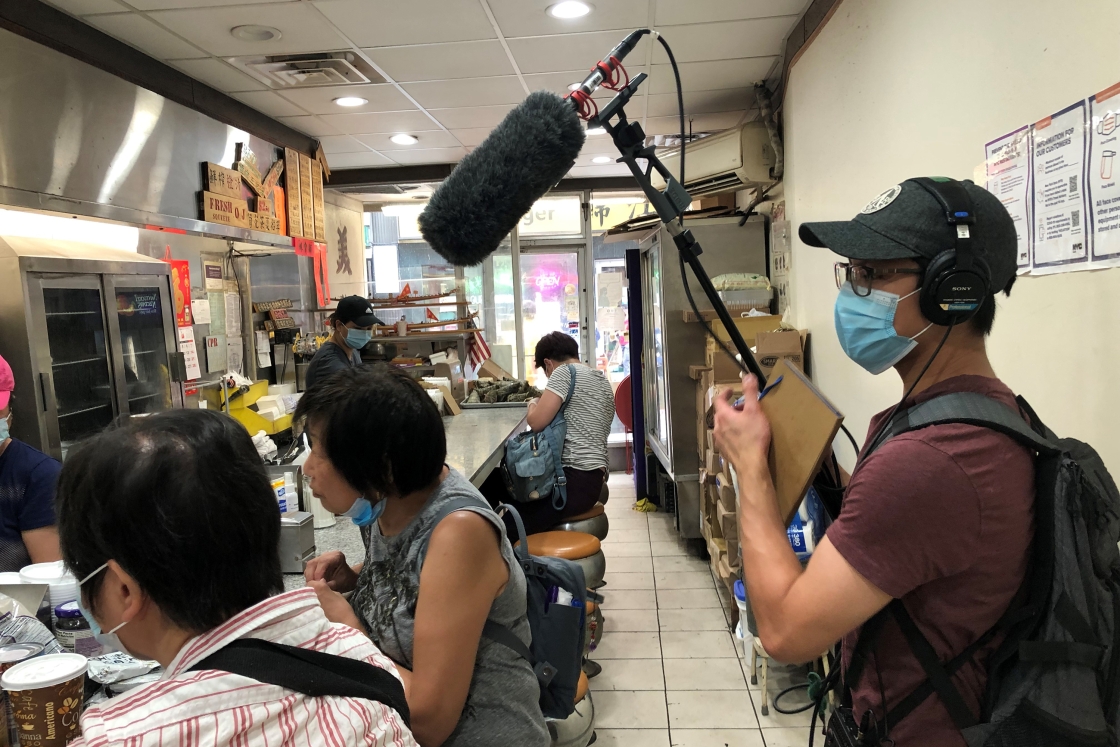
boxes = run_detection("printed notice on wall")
[1089,82,1120,267]
[1031,101,1090,274]
[985,126,1033,274]
[178,326,201,381]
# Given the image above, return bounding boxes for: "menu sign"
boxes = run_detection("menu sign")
[201,192,250,228]
[285,148,304,238]
[248,211,282,234]
[299,153,315,238]
[311,160,326,242]
[203,163,242,199]
[236,142,265,196]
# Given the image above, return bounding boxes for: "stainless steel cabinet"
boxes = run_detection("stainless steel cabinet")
[1,237,181,459]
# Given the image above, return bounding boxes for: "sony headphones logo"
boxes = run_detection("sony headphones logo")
[951,286,972,291]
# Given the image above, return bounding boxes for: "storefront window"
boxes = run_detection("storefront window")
[464,241,517,378]
[519,251,580,388]
[519,196,582,237]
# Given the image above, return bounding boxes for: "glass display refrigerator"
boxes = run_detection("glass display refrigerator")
[0,236,182,460]
[638,216,767,538]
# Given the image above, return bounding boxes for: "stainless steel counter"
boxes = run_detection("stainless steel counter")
[282,407,527,590]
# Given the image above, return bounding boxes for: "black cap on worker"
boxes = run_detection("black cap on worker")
[332,295,383,327]
[799,178,1019,294]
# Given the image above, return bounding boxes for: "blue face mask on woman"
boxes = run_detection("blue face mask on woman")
[343,495,385,527]
[345,328,373,350]
[0,415,9,442]
[834,282,932,375]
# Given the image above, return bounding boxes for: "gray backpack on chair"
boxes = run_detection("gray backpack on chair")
[503,364,576,511]
[856,392,1120,746]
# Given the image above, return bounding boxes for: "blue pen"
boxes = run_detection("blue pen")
[731,374,783,409]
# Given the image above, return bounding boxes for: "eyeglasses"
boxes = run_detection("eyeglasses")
[834,262,923,297]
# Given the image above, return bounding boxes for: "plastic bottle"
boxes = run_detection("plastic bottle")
[271,476,287,513]
[283,472,298,512]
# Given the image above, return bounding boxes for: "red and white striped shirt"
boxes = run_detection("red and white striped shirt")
[73,588,417,747]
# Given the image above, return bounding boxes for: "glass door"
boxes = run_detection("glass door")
[28,275,117,458]
[643,240,670,458]
[104,276,179,416]
[518,250,581,388]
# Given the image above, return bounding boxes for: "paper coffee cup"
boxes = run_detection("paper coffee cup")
[1,654,87,746]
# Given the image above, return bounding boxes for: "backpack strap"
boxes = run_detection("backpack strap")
[540,364,578,511]
[189,638,410,726]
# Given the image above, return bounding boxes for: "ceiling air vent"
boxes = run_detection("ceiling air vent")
[228,52,385,88]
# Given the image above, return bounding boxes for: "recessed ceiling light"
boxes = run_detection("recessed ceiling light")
[230,25,281,42]
[592,156,613,164]
[547,1,592,19]
[333,96,368,108]
[390,134,419,146]
[585,126,606,135]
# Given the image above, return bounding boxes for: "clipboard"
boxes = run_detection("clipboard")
[758,358,844,526]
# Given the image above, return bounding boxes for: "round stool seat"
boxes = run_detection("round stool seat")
[575,671,589,704]
[525,531,601,560]
[567,503,605,522]
[585,600,598,615]
[599,481,609,505]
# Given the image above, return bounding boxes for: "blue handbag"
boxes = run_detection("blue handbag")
[503,364,576,510]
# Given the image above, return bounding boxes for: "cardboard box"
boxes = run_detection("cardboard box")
[727,537,741,570]
[755,330,804,379]
[705,346,744,383]
[705,382,744,426]
[716,498,738,541]
[716,472,737,513]
[477,359,513,380]
[708,315,783,345]
[689,364,711,381]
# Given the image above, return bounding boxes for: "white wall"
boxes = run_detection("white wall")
[783,0,1120,471]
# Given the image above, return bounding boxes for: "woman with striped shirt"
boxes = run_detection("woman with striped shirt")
[518,331,617,535]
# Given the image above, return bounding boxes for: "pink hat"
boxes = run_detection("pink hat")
[0,354,13,410]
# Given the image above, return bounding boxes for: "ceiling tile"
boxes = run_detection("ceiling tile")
[522,68,647,99]
[643,110,745,135]
[428,104,515,130]
[654,0,808,26]
[86,13,205,60]
[653,16,796,62]
[448,127,495,147]
[277,115,341,137]
[318,135,372,154]
[387,147,467,165]
[356,131,462,151]
[275,84,414,115]
[401,77,526,109]
[318,110,439,134]
[647,57,775,94]
[170,57,266,92]
[43,0,127,14]
[488,0,649,38]
[129,0,278,7]
[364,40,515,83]
[578,135,623,156]
[231,90,309,117]
[507,29,651,75]
[646,88,753,117]
[146,3,349,57]
[312,0,495,46]
[326,151,396,169]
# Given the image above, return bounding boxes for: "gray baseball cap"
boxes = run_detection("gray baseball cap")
[799,178,1018,294]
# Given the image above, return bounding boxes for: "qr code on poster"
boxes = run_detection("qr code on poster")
[1072,210,1080,230]
[1069,176,1078,194]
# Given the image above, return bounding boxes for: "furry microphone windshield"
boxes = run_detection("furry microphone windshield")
[418,90,586,266]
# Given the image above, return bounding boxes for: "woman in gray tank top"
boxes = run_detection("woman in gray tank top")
[294,365,549,747]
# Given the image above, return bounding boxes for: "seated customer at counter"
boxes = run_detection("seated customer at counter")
[303,295,383,390]
[57,409,415,747]
[298,365,549,747]
[0,353,62,572]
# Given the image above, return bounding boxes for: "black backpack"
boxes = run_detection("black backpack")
[844,392,1120,746]
[430,499,591,720]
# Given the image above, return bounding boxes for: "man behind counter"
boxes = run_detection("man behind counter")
[0,353,62,572]
[304,295,384,390]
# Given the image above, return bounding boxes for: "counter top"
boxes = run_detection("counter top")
[283,406,528,591]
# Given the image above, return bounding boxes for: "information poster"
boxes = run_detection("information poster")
[227,337,244,375]
[1089,81,1120,266]
[985,126,1033,273]
[190,298,211,325]
[178,327,201,381]
[203,261,224,291]
[205,335,226,373]
[224,293,242,336]
[206,291,225,334]
[1031,101,1090,273]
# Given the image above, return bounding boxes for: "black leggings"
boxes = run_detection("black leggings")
[480,465,606,536]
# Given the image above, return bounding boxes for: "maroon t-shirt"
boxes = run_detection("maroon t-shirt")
[827,375,1035,747]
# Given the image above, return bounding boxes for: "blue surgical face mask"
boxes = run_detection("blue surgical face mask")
[834,282,932,375]
[345,328,373,350]
[343,495,385,527]
[0,415,9,442]
[77,563,131,655]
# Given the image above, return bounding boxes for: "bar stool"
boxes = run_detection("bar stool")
[547,671,594,747]
[599,481,610,505]
[553,502,609,541]
[583,599,603,656]
[524,531,605,589]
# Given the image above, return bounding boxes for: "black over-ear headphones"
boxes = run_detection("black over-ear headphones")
[909,177,992,327]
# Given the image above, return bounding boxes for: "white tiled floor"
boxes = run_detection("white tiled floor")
[592,473,816,747]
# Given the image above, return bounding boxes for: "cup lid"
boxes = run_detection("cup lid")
[0,643,44,663]
[1,653,87,691]
[18,562,66,583]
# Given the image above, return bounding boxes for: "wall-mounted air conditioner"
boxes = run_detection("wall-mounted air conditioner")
[652,122,776,197]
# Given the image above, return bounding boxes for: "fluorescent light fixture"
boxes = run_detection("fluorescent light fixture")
[231,25,281,42]
[333,96,368,108]
[592,156,613,164]
[585,126,606,135]
[389,134,419,145]
[0,208,138,252]
[547,1,592,19]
